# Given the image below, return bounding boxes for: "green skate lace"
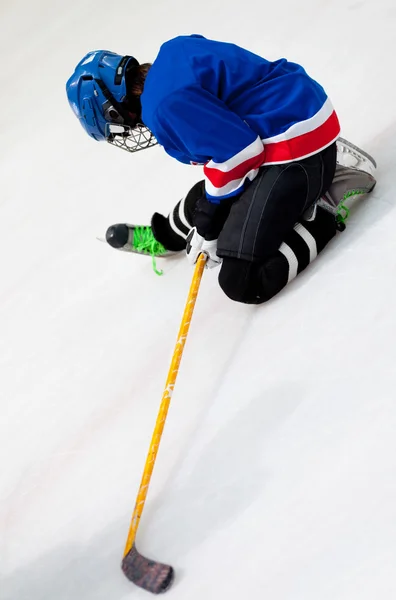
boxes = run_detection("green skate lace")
[132,226,167,276]
[336,188,366,226]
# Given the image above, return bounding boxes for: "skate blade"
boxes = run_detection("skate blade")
[96,237,177,257]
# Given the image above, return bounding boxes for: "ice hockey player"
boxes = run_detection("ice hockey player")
[66,34,376,304]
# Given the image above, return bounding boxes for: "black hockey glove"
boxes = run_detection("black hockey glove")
[193,194,234,240]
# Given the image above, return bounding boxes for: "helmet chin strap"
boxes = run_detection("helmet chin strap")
[123,94,144,127]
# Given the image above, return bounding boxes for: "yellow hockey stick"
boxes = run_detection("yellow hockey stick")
[122,252,207,593]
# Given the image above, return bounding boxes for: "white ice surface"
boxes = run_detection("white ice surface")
[1,1,396,598]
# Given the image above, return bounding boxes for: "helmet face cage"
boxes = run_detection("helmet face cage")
[105,123,158,153]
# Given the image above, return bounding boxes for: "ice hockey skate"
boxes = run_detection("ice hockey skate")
[102,223,179,274]
[317,137,377,227]
[105,223,174,257]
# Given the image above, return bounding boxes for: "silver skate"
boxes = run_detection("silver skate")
[317,137,377,222]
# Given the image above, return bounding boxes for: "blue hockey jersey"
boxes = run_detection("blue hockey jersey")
[141,35,340,203]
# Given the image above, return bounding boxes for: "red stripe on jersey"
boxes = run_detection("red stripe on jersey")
[204,147,265,189]
[264,111,340,164]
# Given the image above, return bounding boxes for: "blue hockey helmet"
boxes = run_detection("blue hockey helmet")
[66,50,139,141]
[66,50,157,152]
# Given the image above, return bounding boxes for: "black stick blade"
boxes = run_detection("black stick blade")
[122,544,174,594]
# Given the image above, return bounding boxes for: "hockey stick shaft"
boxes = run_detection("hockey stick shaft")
[123,253,207,557]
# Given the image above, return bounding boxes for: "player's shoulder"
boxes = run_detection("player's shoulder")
[157,34,207,56]
[161,34,206,47]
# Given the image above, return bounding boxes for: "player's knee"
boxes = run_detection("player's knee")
[218,207,338,305]
[218,259,252,303]
[218,258,287,304]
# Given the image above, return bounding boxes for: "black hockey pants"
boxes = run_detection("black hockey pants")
[152,143,337,304]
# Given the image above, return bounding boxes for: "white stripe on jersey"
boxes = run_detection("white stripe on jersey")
[262,98,334,144]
